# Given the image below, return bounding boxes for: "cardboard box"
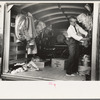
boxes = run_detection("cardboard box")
[34,61,45,69]
[51,58,65,70]
[34,59,50,69]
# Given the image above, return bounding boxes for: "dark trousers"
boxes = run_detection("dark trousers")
[66,38,79,74]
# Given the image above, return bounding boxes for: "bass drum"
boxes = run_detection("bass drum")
[56,34,65,44]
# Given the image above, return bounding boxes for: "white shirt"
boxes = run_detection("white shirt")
[67,24,88,41]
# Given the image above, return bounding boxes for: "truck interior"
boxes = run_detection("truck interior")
[1,2,94,81]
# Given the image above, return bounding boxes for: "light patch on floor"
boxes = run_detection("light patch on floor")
[14,66,86,81]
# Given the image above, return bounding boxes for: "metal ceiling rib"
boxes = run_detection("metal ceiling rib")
[61,5,85,9]
[39,12,62,19]
[41,14,66,22]
[44,16,67,23]
[51,19,68,24]
[20,3,39,9]
[46,19,68,25]
[32,6,58,15]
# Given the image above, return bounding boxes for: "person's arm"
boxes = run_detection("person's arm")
[77,24,88,37]
[80,37,90,41]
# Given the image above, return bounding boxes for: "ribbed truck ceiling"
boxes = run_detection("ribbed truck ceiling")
[11,3,93,28]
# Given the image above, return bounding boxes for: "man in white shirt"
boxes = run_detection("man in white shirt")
[65,16,89,76]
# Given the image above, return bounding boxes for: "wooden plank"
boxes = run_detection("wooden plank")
[9,58,27,64]
[10,42,26,46]
[3,4,11,73]
[9,55,17,60]
[10,50,26,56]
[91,3,99,80]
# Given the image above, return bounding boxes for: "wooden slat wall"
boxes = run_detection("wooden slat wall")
[9,9,27,65]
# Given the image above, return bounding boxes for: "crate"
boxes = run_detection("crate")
[51,58,66,70]
[34,61,45,69]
